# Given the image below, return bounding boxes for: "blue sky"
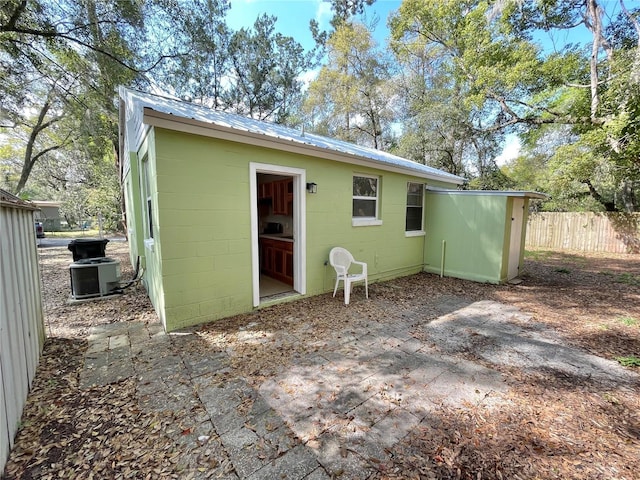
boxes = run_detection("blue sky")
[225,0,627,53]
[224,0,628,164]
[226,0,402,51]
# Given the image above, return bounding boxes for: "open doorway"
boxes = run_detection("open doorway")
[249,163,306,307]
[257,172,295,298]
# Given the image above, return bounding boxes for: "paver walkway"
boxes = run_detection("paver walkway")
[80,299,635,479]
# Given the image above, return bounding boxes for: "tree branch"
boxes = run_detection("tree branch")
[481,91,606,132]
[2,24,181,74]
[582,178,617,211]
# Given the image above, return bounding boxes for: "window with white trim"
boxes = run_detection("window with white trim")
[405,182,424,233]
[352,175,380,225]
[142,157,154,240]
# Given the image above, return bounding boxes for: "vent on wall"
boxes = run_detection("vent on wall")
[70,258,121,299]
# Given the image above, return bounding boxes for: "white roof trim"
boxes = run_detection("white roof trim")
[425,186,548,199]
[120,87,466,185]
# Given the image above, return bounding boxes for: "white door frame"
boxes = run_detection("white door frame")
[508,198,525,280]
[249,162,306,307]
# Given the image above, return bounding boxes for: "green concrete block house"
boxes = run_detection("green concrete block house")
[118,88,544,332]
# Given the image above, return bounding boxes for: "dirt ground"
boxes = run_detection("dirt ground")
[3,243,639,480]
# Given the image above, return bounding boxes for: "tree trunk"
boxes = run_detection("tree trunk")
[586,0,602,122]
[620,180,638,213]
[584,178,617,211]
[15,99,59,194]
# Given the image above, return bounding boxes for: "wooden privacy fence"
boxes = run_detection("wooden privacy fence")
[526,212,640,254]
[1,190,45,472]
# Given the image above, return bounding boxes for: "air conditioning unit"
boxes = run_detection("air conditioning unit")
[70,257,121,299]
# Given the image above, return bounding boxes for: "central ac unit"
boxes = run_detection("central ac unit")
[70,257,121,299]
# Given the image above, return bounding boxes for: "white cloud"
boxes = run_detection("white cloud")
[298,68,320,90]
[315,0,332,28]
[495,135,521,166]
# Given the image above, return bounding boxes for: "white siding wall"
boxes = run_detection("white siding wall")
[0,201,45,473]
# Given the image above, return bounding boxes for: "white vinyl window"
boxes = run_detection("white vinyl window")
[405,182,425,236]
[352,174,382,226]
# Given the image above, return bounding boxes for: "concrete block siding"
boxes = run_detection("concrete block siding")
[120,89,541,332]
[141,128,457,331]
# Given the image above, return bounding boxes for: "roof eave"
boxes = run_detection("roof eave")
[0,189,39,210]
[425,187,548,199]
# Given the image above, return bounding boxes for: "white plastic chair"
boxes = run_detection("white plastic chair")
[329,247,368,305]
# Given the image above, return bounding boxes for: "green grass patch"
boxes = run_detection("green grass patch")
[617,316,638,327]
[615,273,640,286]
[554,267,571,274]
[615,356,640,367]
[525,249,553,260]
[46,229,104,238]
[572,256,588,266]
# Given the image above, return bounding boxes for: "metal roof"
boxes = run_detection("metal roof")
[120,87,466,185]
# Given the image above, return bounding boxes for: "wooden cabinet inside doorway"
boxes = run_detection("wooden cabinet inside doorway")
[260,238,293,286]
[259,179,293,215]
[272,179,293,215]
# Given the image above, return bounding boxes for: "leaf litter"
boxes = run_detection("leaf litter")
[3,243,640,479]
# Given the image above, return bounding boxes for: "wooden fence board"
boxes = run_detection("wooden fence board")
[526,212,640,253]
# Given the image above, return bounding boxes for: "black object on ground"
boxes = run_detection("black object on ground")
[68,238,109,261]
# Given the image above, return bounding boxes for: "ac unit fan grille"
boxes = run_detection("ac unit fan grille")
[70,267,100,296]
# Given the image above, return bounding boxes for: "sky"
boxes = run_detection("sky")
[224,0,629,165]
[225,0,627,53]
[226,0,405,121]
[226,0,402,52]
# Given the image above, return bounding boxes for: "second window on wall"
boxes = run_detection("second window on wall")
[406,182,424,233]
[142,156,154,240]
[353,174,381,225]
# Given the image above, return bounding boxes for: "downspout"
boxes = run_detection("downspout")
[440,240,446,278]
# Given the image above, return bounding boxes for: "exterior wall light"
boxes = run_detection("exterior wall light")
[306,182,317,194]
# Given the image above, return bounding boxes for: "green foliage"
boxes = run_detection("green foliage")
[467,166,513,190]
[502,152,547,192]
[615,356,640,367]
[616,273,640,286]
[303,22,394,149]
[390,0,639,207]
[516,5,640,212]
[3,0,638,219]
[309,0,377,46]
[0,0,146,222]
[389,0,542,179]
[330,0,376,25]
[154,0,231,107]
[1,0,316,227]
[224,14,315,124]
[147,4,314,125]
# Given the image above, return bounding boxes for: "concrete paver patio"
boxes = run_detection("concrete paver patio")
[79,298,636,479]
